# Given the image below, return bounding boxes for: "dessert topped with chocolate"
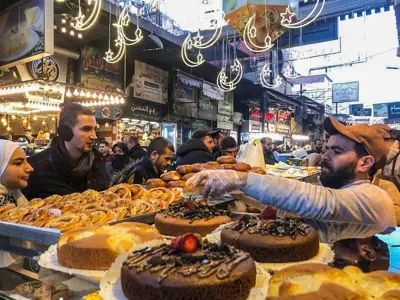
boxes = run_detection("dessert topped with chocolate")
[154,200,232,236]
[121,234,256,300]
[221,216,320,263]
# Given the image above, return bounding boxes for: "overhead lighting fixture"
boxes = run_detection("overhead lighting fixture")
[61,27,67,33]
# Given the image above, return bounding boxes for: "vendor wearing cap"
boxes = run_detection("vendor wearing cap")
[175,129,218,167]
[188,117,396,226]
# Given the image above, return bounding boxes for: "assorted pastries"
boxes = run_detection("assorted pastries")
[0,184,177,231]
[58,222,162,270]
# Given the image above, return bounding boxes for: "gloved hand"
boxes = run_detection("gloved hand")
[186,170,248,198]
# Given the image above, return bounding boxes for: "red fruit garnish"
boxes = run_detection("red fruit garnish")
[180,233,200,253]
[198,200,207,207]
[260,206,277,220]
[183,200,195,210]
[170,236,181,250]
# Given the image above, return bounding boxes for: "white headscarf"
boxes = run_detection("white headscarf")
[292,148,308,160]
[0,140,19,178]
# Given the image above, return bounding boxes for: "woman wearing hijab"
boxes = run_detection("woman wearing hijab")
[106,143,133,182]
[0,140,33,267]
[0,140,33,207]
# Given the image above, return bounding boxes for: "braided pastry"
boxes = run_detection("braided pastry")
[170,188,183,204]
[101,191,121,203]
[85,207,116,226]
[148,198,168,210]
[130,200,155,216]
[81,189,103,203]
[45,213,90,232]
[27,198,45,209]
[20,208,56,227]
[108,184,131,199]
[0,203,16,215]
[129,184,147,200]
[147,187,175,205]
[0,207,31,223]
[113,207,129,220]
[43,195,63,206]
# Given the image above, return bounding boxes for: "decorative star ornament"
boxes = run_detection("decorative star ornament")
[193,32,204,46]
[275,76,283,86]
[263,67,272,77]
[280,7,295,25]
[220,72,228,83]
[231,62,240,72]
[104,49,113,60]
[74,14,85,28]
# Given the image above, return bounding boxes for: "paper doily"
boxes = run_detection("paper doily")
[38,244,105,279]
[99,239,271,300]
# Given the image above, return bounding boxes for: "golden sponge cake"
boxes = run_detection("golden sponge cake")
[58,222,162,270]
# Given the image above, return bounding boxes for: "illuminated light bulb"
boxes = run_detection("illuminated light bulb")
[77,33,83,39]
[79,90,85,97]
[6,126,10,131]
[42,120,46,125]
[11,115,16,120]
[104,94,109,101]
[73,89,79,96]
[33,116,38,121]
[86,91,91,98]
[44,84,50,91]
[70,30,75,36]
[93,101,98,106]
[23,119,27,124]
[98,94,103,100]
[61,27,66,33]
[61,19,66,24]
[52,117,55,121]
[2,121,7,126]
[1,117,6,123]
[66,89,72,97]
[115,97,120,104]
[120,97,125,104]
[28,125,31,130]
[92,92,97,99]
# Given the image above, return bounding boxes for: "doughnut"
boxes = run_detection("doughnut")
[44,213,90,232]
[235,162,252,172]
[160,171,182,181]
[166,180,186,189]
[217,156,236,164]
[146,179,167,188]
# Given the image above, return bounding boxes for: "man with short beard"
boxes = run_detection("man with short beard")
[187,117,396,226]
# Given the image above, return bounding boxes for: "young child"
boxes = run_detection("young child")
[0,140,33,207]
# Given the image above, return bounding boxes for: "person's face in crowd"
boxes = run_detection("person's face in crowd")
[150,148,174,173]
[69,115,97,153]
[223,146,238,157]
[202,136,215,153]
[320,134,374,189]
[113,146,125,156]
[315,140,323,153]
[333,238,389,272]
[25,131,32,139]
[263,138,273,153]
[213,134,223,150]
[99,143,109,155]
[2,148,34,189]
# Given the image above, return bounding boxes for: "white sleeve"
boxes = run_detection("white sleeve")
[244,173,396,226]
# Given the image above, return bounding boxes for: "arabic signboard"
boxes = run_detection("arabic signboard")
[289,75,327,85]
[0,0,54,70]
[28,56,59,81]
[133,60,168,104]
[81,46,121,90]
[249,120,262,133]
[198,96,217,121]
[127,99,164,122]
[94,106,123,120]
[332,82,359,103]
[173,84,198,118]
[218,92,234,117]
[373,103,389,118]
[388,102,400,119]
[349,104,372,117]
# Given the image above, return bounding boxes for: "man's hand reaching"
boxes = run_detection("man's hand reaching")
[186,170,248,198]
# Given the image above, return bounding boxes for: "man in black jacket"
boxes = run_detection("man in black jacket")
[124,135,147,161]
[22,104,108,199]
[110,137,174,185]
[175,130,218,167]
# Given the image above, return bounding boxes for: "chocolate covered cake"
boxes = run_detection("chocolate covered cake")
[154,200,231,236]
[121,234,256,300]
[221,216,320,263]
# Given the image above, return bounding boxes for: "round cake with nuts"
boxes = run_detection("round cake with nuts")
[121,234,256,300]
[221,216,320,263]
[154,199,231,237]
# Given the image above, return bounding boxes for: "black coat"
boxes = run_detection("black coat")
[128,144,147,161]
[22,148,108,200]
[109,157,159,186]
[175,139,214,167]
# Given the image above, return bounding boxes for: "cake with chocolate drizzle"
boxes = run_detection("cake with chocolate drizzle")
[154,199,231,236]
[121,234,256,300]
[221,216,319,263]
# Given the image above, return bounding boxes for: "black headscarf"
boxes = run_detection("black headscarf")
[112,142,131,171]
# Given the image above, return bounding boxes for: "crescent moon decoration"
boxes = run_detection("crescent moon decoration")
[181,34,205,67]
[282,65,299,79]
[114,6,143,46]
[280,0,326,29]
[74,0,102,31]
[260,63,283,88]
[243,14,274,53]
[217,59,243,92]
[104,35,126,64]
[181,11,226,68]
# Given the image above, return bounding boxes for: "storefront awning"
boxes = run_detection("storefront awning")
[177,72,202,88]
[202,82,224,101]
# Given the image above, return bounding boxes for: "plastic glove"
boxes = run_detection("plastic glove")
[186,170,248,198]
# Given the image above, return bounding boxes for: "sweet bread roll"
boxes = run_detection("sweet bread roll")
[45,213,90,232]
[176,165,197,175]
[0,203,16,214]
[160,171,182,181]
[146,179,167,188]
[182,173,195,181]
[250,167,267,175]
[129,184,147,200]
[20,208,56,227]
[235,162,251,172]
[27,198,46,209]
[101,191,121,203]
[217,156,236,164]
[221,164,237,170]
[0,207,30,223]
[108,184,132,199]
[267,263,400,300]
[147,188,175,205]
[192,163,205,172]
[130,200,156,215]
[183,184,203,196]
[85,207,116,226]
[170,188,183,204]
[201,164,219,170]
[57,222,162,270]
[206,161,220,168]
[167,180,186,189]
[81,189,103,203]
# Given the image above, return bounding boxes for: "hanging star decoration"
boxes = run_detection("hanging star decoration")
[231,61,240,72]
[263,67,272,77]
[280,7,295,25]
[220,72,228,83]
[275,76,283,86]
[74,14,85,27]
[105,49,114,61]
[193,32,204,47]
